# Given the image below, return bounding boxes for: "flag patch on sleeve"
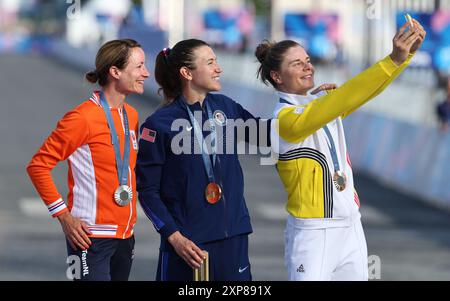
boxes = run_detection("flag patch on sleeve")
[141,127,156,143]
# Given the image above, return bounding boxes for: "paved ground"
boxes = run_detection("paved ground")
[0,54,449,280]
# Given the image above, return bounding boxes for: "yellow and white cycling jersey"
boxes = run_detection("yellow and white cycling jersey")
[271,54,413,228]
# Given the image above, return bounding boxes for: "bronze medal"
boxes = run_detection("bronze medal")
[333,171,347,192]
[205,183,222,204]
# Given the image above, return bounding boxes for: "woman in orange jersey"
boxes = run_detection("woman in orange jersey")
[27,39,150,281]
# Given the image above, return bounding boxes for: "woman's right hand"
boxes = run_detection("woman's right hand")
[167,231,206,269]
[390,19,426,66]
[57,212,92,250]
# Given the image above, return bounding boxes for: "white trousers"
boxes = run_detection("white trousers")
[284,216,368,281]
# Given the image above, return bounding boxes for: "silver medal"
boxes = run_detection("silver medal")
[333,171,347,192]
[114,185,133,206]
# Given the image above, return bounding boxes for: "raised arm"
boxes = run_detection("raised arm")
[277,19,426,143]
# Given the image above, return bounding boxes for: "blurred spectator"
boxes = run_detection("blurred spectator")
[436,78,450,132]
[284,12,341,64]
[202,7,254,53]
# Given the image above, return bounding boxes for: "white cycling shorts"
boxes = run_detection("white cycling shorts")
[284,215,368,281]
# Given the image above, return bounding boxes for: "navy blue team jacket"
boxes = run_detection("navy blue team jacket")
[136,93,270,250]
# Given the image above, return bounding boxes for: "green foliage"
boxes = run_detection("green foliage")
[248,0,271,17]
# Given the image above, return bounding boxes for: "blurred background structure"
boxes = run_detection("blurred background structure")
[1,0,450,280]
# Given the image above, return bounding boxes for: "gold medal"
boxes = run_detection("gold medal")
[114,185,133,206]
[205,183,222,204]
[333,171,347,192]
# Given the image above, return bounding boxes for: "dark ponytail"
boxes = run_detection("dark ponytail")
[85,70,99,84]
[154,39,210,105]
[154,49,179,102]
[255,39,300,88]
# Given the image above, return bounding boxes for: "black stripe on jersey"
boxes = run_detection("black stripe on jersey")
[278,147,333,218]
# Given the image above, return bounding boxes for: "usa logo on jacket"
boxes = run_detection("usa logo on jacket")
[213,110,227,126]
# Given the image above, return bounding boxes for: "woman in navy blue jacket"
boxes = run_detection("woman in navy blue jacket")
[136,39,270,281]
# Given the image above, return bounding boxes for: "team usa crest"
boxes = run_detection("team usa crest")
[213,110,227,126]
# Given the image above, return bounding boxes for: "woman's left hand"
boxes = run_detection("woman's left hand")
[311,83,338,95]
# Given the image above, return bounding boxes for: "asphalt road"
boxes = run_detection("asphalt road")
[1,54,449,281]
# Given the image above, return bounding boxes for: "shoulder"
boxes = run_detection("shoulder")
[73,99,102,117]
[208,93,244,115]
[124,103,139,123]
[62,100,97,120]
[273,102,293,118]
[142,102,183,132]
[124,103,138,115]
[208,93,234,102]
[208,93,236,106]
[273,102,308,122]
[52,101,95,132]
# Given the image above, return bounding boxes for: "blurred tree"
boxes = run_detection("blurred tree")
[246,0,271,44]
[248,0,271,17]
[131,0,142,6]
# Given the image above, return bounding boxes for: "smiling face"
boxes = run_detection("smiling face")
[115,47,150,95]
[271,46,315,95]
[188,45,222,94]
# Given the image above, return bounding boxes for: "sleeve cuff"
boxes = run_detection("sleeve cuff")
[381,53,414,75]
[405,52,415,64]
[160,223,179,240]
[380,55,400,76]
[47,198,68,217]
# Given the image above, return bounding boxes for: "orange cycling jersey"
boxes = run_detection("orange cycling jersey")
[27,92,139,239]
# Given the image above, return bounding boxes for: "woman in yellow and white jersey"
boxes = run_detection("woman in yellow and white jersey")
[254,19,426,280]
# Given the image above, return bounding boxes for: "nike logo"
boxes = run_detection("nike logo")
[186,126,193,131]
[238,266,249,273]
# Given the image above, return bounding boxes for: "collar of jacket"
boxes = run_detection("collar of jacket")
[176,93,210,112]
[277,90,326,106]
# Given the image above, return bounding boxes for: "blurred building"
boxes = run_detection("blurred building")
[65,0,131,48]
[0,0,71,53]
[2,0,450,126]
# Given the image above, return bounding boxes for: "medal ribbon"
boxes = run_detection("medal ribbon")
[100,92,130,186]
[183,99,217,184]
[322,125,341,173]
[280,98,341,172]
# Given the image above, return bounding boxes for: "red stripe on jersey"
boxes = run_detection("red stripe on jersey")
[354,191,360,207]
[347,152,353,169]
